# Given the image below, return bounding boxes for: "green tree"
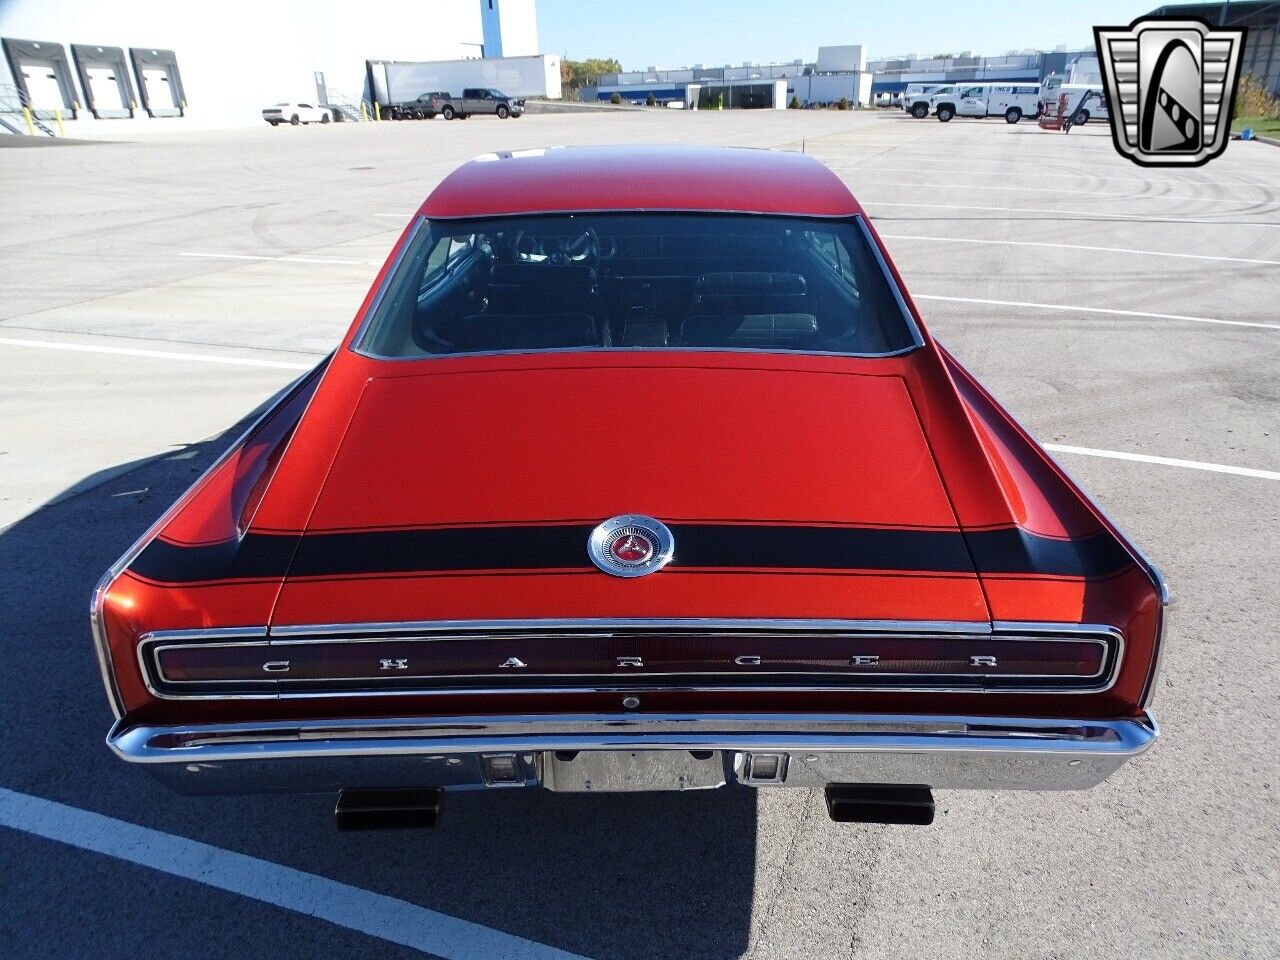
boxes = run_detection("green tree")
[788,95,801,109]
[837,96,849,111]
[610,91,622,105]
[646,92,656,106]
[561,57,624,96]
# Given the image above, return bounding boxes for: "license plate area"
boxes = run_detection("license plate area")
[542,749,728,792]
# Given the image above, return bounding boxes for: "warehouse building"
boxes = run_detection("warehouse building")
[1149,1,1280,94]
[0,0,541,130]
[866,50,1093,100]
[593,45,873,108]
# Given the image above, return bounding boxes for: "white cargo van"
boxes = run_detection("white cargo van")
[932,83,1042,123]
[1040,74,1110,125]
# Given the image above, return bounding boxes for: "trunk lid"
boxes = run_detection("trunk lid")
[269,362,990,626]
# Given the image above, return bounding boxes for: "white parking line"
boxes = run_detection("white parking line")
[852,157,1278,189]
[0,787,591,960]
[878,232,1280,266]
[857,178,1266,205]
[179,252,377,266]
[865,199,1280,227]
[1044,445,1280,481]
[0,336,315,370]
[912,295,1280,331]
[866,149,1280,180]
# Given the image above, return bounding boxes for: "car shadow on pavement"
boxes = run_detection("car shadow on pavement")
[0,420,758,960]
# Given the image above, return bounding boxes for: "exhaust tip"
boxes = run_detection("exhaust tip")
[335,788,443,830]
[824,784,935,825]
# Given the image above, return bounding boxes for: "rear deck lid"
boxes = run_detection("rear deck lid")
[270,360,990,626]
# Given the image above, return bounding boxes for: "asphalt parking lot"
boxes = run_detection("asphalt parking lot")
[1,109,1278,960]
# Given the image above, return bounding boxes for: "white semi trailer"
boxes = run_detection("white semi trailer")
[370,54,560,109]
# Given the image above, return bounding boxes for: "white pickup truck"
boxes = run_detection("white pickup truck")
[903,84,944,118]
[931,83,1042,123]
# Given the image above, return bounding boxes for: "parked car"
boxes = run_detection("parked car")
[94,145,1165,829]
[439,88,524,119]
[388,92,449,120]
[932,83,1043,123]
[262,102,331,126]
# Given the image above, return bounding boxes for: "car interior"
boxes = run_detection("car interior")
[358,214,918,358]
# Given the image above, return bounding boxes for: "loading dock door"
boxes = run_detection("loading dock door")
[22,67,64,110]
[72,45,136,119]
[140,68,177,110]
[2,38,80,118]
[84,67,127,112]
[129,48,185,117]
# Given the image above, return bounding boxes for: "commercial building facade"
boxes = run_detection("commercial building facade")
[0,0,540,130]
[593,45,873,107]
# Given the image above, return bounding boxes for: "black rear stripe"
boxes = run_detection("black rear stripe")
[128,523,1133,585]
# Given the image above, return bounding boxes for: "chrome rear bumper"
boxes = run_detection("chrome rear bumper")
[108,712,1157,795]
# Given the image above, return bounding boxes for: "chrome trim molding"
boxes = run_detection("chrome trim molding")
[1142,580,1174,709]
[348,215,424,351]
[267,617,991,638]
[89,577,125,720]
[856,213,927,350]
[107,711,1158,795]
[134,619,1125,700]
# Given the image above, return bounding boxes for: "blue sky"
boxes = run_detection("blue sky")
[538,1,1157,68]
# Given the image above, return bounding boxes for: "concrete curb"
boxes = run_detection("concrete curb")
[524,99,648,114]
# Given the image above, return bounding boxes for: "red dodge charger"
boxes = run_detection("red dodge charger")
[93,146,1166,827]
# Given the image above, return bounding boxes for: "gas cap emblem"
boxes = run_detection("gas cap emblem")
[588,515,675,578]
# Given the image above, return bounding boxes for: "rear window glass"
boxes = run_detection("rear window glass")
[355,213,920,358]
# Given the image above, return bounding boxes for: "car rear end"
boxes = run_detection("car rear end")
[94,147,1164,826]
[102,353,1163,815]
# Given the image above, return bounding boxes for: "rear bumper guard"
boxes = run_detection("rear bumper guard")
[107,711,1158,795]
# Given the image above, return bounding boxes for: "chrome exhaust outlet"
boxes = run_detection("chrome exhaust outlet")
[334,788,443,830]
[824,784,935,825]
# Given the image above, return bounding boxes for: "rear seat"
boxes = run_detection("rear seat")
[485,263,598,315]
[451,312,600,352]
[681,313,818,348]
[681,271,818,348]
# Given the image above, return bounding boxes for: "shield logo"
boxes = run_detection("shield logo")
[1094,16,1247,167]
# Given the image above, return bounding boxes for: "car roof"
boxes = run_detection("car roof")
[417,145,862,219]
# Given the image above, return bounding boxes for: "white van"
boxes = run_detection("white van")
[1040,75,1110,124]
[932,83,1042,123]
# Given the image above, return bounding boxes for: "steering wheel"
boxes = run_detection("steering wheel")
[513,227,613,265]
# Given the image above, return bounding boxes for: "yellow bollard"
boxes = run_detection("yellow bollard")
[21,106,34,134]
[54,108,65,137]
[374,101,381,121]
[360,101,368,120]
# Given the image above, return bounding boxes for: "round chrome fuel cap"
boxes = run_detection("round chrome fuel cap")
[588,515,675,578]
